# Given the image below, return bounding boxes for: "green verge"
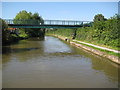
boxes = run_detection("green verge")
[46,33,120,58]
[75,39,119,51]
[72,40,120,58]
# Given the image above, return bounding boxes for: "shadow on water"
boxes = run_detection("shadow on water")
[2,37,44,54]
[27,37,45,41]
[2,47,40,54]
[2,37,45,63]
[2,47,12,54]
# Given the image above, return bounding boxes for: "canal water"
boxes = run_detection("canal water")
[2,36,119,88]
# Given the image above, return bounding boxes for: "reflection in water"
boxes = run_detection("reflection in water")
[3,47,39,54]
[2,36,119,88]
[2,47,12,54]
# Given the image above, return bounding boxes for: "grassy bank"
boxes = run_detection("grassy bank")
[46,33,120,58]
[46,14,120,51]
[46,34,120,64]
[46,28,119,51]
[72,40,120,58]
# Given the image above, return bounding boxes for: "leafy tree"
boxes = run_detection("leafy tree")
[93,14,106,40]
[1,18,8,43]
[1,18,11,45]
[14,10,32,24]
[47,14,120,49]
[93,14,106,29]
[13,10,45,38]
[14,10,44,25]
[31,12,44,25]
[93,14,106,22]
[83,22,93,27]
[0,18,8,30]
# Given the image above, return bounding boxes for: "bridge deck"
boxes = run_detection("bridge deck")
[8,24,82,28]
[4,19,92,28]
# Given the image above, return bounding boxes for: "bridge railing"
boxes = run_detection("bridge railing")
[4,19,43,25]
[44,20,83,25]
[4,19,91,26]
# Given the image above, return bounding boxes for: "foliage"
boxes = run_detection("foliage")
[13,10,44,37]
[14,10,44,25]
[1,18,20,45]
[83,22,93,27]
[1,18,9,44]
[93,14,106,22]
[47,14,120,50]
[47,28,75,38]
[1,18,8,30]
[19,29,28,38]
[32,13,44,24]
[77,14,119,49]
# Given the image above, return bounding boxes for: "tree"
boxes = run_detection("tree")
[31,12,44,25]
[104,14,120,47]
[13,10,45,38]
[14,10,44,25]
[93,14,106,22]
[13,10,32,24]
[1,18,10,45]
[0,18,8,30]
[29,13,44,37]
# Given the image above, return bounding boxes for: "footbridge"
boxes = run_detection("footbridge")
[4,19,92,28]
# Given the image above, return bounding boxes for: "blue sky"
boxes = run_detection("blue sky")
[2,2,118,21]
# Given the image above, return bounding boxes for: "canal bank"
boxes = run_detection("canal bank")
[49,34,120,65]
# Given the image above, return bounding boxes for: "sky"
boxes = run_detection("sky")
[1,2,118,21]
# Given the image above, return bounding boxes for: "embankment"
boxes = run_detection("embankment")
[50,34,120,64]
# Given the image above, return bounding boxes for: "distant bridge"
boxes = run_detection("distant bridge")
[4,19,92,28]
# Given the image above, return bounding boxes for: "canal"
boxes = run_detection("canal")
[2,36,119,88]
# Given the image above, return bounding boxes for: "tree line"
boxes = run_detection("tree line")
[1,10,45,45]
[47,14,120,49]
[2,11,120,49]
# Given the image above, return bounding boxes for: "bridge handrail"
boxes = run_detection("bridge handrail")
[4,19,92,26]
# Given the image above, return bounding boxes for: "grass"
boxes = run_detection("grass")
[75,39,119,51]
[46,33,120,58]
[72,40,120,58]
